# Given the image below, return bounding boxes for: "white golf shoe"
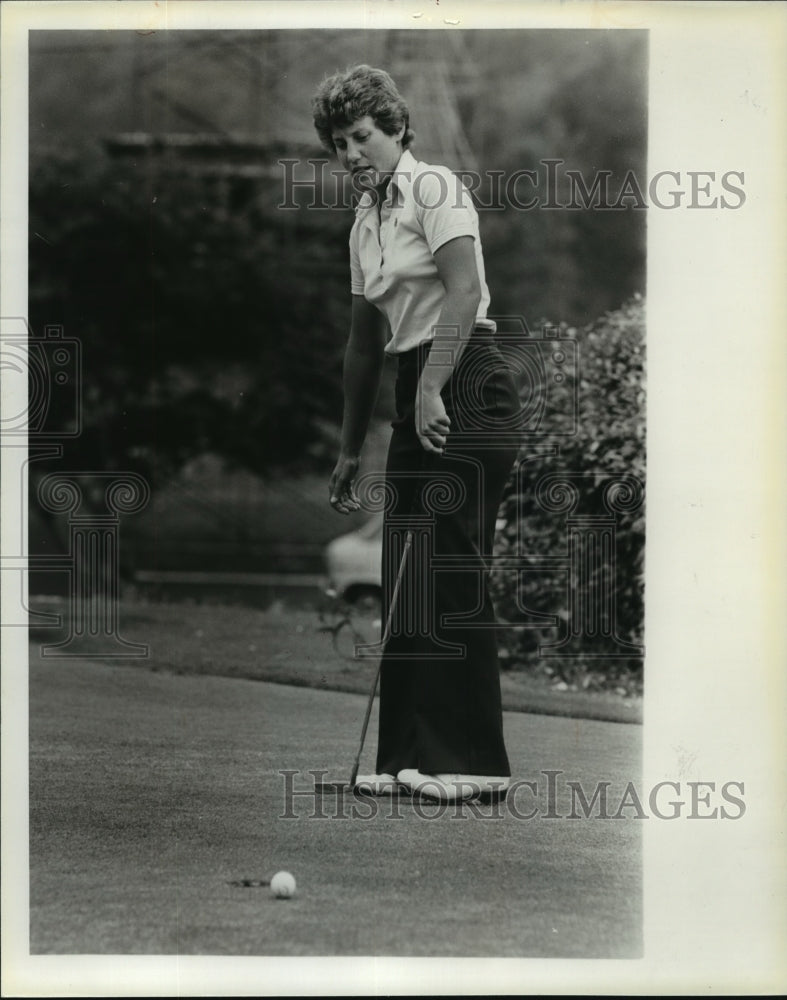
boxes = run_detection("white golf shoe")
[396,769,510,802]
[353,773,398,795]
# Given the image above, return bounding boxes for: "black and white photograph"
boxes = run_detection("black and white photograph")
[1,1,785,996]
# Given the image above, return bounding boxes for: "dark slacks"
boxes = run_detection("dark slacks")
[375,327,520,776]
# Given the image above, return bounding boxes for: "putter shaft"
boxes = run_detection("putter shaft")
[348,528,413,786]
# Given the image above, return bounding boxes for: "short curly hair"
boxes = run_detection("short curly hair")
[311,64,415,154]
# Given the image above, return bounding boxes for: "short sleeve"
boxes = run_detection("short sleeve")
[349,224,365,295]
[412,168,476,255]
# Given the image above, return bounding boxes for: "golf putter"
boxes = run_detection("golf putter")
[313,524,414,798]
[347,525,413,787]
[316,446,432,797]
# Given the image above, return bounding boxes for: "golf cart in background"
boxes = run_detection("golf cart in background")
[321,513,384,659]
[323,512,383,614]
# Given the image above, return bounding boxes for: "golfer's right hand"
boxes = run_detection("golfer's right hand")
[329,454,362,514]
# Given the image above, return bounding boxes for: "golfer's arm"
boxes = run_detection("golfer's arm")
[339,295,387,457]
[419,236,481,395]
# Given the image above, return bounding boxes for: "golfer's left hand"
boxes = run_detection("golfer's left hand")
[329,453,362,514]
[416,388,450,454]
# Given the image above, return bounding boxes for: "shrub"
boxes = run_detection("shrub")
[490,295,645,696]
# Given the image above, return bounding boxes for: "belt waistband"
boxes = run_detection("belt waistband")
[399,322,497,364]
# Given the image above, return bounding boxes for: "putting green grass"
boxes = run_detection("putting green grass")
[29,656,641,957]
[28,596,641,725]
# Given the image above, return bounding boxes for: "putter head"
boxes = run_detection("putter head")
[313,780,352,795]
[313,779,414,799]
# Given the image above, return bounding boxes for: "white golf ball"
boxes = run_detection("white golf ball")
[270,871,296,899]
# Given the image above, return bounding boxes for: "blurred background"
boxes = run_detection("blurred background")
[28,28,646,691]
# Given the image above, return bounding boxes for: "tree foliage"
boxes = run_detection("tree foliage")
[29,151,349,486]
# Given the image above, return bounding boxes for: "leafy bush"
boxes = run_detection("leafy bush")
[490,296,645,696]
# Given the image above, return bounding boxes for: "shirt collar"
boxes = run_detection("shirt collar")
[389,148,416,203]
[354,148,417,217]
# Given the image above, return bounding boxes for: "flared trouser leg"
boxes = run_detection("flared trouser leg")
[375,336,520,777]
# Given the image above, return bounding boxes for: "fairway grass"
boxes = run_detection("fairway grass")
[28,595,641,725]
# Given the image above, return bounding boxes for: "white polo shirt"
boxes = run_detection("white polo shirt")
[349,148,492,355]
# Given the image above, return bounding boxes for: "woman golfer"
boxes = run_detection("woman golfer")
[312,65,520,802]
